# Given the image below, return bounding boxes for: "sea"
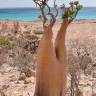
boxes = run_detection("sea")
[0,7,96,21]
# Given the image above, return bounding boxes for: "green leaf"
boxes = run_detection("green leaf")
[74,1,79,5]
[54,4,57,8]
[62,14,68,19]
[69,10,75,16]
[76,5,83,11]
[69,1,74,6]
[38,15,42,19]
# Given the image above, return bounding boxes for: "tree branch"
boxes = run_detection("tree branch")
[33,0,56,28]
[33,0,48,25]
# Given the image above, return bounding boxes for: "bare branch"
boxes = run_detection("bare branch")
[45,2,56,26]
[33,0,57,28]
[33,0,48,25]
[68,11,78,24]
[54,0,58,17]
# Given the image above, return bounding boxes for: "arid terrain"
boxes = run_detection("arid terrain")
[0,20,96,96]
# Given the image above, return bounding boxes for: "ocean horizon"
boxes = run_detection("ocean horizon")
[0,7,96,21]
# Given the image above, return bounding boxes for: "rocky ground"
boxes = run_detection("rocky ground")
[0,20,96,96]
[0,63,35,96]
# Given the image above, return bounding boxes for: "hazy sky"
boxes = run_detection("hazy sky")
[0,0,96,8]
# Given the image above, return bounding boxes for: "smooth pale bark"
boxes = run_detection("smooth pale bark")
[34,19,68,96]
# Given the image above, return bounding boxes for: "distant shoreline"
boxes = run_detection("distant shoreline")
[0,19,96,23]
[0,7,96,9]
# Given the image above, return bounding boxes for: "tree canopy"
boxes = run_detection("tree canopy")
[33,0,82,25]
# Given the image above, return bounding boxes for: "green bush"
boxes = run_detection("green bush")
[0,36,11,46]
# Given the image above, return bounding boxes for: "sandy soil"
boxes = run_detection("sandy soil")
[0,20,96,96]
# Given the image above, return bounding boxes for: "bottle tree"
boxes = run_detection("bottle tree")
[33,0,82,96]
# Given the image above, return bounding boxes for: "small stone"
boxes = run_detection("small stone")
[18,73,26,81]
[24,77,35,84]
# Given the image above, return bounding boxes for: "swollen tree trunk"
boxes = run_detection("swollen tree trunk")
[34,19,68,96]
[33,1,82,96]
[54,19,69,96]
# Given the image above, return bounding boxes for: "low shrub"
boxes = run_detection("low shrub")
[0,36,11,46]
[33,29,44,35]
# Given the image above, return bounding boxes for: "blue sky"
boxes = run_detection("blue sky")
[0,0,96,8]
